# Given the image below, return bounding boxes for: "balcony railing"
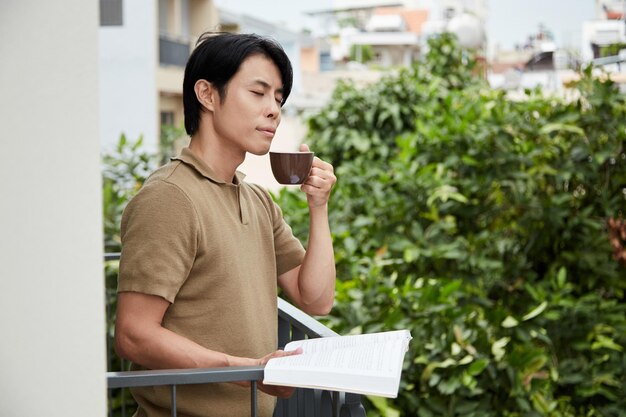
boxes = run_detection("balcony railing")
[593,53,626,70]
[105,253,366,417]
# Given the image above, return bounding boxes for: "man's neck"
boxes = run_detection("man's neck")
[188,135,245,184]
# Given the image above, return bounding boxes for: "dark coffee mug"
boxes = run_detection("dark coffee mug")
[269,151,314,185]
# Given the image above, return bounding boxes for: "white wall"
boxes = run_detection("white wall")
[99,0,158,152]
[581,20,626,62]
[0,1,106,416]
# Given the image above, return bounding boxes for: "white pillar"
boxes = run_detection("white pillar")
[0,1,106,416]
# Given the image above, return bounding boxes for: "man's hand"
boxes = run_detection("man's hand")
[256,348,302,398]
[231,348,302,398]
[277,143,337,316]
[300,144,336,208]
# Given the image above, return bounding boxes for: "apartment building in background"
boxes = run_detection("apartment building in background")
[582,0,626,62]
[99,0,218,152]
[306,0,486,68]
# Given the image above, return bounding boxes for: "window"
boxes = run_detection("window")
[100,0,123,27]
[159,36,191,67]
[320,52,333,72]
[444,7,456,20]
[161,111,175,127]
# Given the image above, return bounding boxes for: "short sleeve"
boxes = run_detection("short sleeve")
[118,180,198,303]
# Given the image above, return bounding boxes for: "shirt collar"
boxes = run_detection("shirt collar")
[172,147,247,185]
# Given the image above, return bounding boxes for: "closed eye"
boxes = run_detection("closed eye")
[251,90,283,105]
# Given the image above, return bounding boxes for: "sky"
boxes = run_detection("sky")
[487,0,596,50]
[214,0,599,51]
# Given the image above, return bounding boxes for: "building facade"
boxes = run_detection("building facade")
[99,0,218,152]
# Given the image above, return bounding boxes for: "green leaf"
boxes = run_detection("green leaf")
[467,358,489,377]
[440,280,462,298]
[557,267,567,288]
[491,337,510,362]
[458,355,474,365]
[591,335,624,352]
[438,377,461,394]
[531,392,556,414]
[540,123,585,137]
[522,301,548,321]
[436,358,458,369]
[426,185,468,206]
[501,316,519,328]
[367,396,401,417]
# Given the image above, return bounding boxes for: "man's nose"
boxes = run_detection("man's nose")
[265,98,280,118]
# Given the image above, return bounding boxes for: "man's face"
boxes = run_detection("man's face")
[211,54,284,156]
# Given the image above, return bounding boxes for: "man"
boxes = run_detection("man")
[115,32,337,417]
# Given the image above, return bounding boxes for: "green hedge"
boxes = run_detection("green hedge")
[103,135,157,416]
[274,34,626,416]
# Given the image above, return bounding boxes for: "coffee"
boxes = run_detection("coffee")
[269,152,314,185]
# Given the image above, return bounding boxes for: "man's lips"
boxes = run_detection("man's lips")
[257,127,276,137]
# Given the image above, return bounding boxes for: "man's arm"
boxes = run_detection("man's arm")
[278,145,337,316]
[115,291,300,398]
[116,292,253,369]
[115,292,302,398]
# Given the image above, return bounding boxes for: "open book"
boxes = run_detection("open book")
[263,330,412,398]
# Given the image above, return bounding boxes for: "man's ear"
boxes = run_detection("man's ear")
[194,79,216,112]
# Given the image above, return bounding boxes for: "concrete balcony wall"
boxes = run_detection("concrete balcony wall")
[0,1,106,416]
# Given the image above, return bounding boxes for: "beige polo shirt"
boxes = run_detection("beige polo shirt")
[118,147,305,417]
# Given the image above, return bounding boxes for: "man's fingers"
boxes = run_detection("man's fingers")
[304,169,336,190]
[303,177,328,191]
[311,157,334,173]
[287,347,303,355]
[258,381,296,398]
[277,347,303,358]
[262,347,303,363]
[309,167,335,180]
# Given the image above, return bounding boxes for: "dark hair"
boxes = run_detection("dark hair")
[183,32,293,136]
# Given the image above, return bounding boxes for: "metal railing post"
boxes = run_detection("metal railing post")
[318,390,333,417]
[170,385,177,417]
[251,381,258,417]
[339,393,366,417]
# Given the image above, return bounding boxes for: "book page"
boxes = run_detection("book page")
[284,329,411,354]
[264,329,412,397]
[270,339,406,376]
[264,367,399,398]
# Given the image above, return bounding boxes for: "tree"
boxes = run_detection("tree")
[275,33,626,416]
